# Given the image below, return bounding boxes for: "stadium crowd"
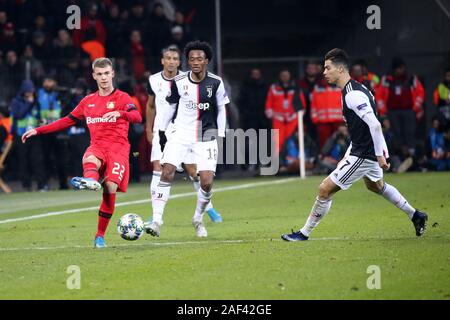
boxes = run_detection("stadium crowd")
[0,0,449,193]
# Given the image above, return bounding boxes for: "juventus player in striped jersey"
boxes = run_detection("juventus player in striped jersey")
[145,41,229,238]
[282,48,428,241]
[145,46,222,225]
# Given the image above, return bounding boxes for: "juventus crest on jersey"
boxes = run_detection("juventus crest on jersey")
[166,71,230,142]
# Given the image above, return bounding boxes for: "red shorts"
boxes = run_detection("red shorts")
[83,145,129,192]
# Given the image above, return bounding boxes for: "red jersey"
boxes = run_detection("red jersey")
[70,89,137,156]
[36,89,142,157]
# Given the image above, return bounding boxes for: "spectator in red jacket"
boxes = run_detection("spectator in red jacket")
[376,57,425,159]
[265,69,304,154]
[72,2,106,48]
[128,30,146,81]
[309,77,343,148]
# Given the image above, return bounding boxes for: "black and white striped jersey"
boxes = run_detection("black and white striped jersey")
[147,70,185,132]
[166,71,229,142]
[342,79,387,161]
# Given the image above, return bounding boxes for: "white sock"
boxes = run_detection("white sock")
[193,188,212,222]
[150,171,161,197]
[151,181,171,225]
[205,201,213,212]
[192,179,213,212]
[192,178,200,192]
[381,183,415,219]
[300,197,332,237]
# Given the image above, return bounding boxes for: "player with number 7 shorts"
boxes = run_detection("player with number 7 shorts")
[21,58,142,248]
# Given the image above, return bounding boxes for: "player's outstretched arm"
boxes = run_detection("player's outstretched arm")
[21,129,37,143]
[22,116,77,143]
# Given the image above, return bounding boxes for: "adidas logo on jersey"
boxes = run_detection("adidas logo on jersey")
[187,101,210,111]
[86,117,117,124]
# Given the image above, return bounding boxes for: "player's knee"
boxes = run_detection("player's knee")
[366,184,378,194]
[104,181,118,193]
[199,172,213,192]
[161,164,176,182]
[200,182,212,192]
[318,182,331,199]
[184,164,197,179]
[83,155,101,167]
[365,181,383,194]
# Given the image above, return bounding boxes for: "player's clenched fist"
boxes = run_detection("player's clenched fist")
[21,128,37,143]
[377,156,390,171]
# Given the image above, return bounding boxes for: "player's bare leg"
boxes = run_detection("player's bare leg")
[364,177,428,236]
[191,170,214,237]
[184,163,222,223]
[282,177,340,241]
[70,155,102,191]
[94,181,118,248]
[145,163,177,237]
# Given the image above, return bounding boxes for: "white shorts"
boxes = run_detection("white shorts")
[150,124,194,165]
[329,155,383,190]
[150,132,162,162]
[161,138,218,172]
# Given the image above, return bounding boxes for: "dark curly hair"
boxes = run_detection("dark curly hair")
[184,40,213,61]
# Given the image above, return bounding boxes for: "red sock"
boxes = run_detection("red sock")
[96,193,116,238]
[83,162,99,181]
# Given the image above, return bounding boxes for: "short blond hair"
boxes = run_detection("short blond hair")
[92,57,113,70]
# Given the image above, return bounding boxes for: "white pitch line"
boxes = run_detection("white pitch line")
[1,235,439,252]
[0,239,247,252]
[0,178,297,225]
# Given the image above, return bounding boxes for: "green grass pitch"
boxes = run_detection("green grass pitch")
[0,172,449,299]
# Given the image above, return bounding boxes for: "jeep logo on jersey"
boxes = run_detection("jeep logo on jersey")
[107,102,115,109]
[187,101,210,110]
[206,86,213,98]
[86,117,117,124]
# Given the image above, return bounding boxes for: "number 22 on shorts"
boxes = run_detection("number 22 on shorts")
[112,162,125,181]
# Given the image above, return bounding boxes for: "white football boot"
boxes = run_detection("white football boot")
[192,219,208,238]
[144,221,161,237]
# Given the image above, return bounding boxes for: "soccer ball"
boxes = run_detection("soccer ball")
[117,213,145,241]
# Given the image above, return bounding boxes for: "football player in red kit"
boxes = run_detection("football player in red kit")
[22,58,142,248]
